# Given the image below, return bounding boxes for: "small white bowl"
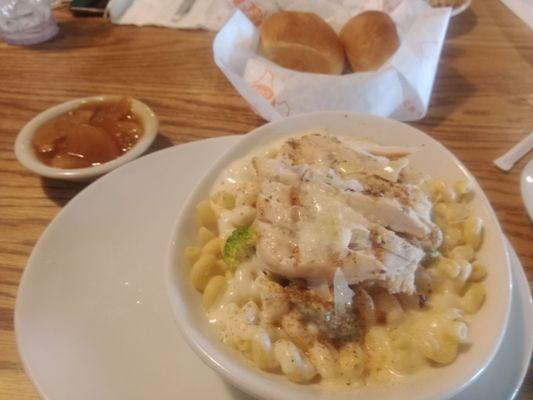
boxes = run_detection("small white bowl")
[451,0,471,16]
[166,112,511,400]
[426,0,472,16]
[15,95,159,181]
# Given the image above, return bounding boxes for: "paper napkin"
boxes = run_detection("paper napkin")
[213,0,451,121]
[108,0,234,30]
[500,0,533,28]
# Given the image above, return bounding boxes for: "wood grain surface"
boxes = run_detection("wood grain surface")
[0,1,531,399]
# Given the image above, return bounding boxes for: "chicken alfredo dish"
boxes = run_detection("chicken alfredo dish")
[184,133,486,384]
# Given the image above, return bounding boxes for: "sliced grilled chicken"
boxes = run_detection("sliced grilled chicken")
[346,140,420,159]
[345,192,431,239]
[256,180,295,230]
[252,156,301,185]
[278,133,408,182]
[250,134,440,294]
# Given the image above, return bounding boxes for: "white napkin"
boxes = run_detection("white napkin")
[500,0,533,28]
[108,0,234,30]
[213,0,451,121]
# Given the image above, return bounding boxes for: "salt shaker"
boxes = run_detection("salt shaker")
[0,0,59,45]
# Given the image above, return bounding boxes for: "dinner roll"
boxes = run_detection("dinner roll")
[259,11,345,75]
[340,11,400,72]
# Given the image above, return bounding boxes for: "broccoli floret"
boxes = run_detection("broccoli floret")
[422,246,441,266]
[223,227,257,269]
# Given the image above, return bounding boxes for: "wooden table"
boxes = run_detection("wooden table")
[0,1,531,399]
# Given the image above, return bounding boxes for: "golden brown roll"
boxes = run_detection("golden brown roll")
[259,11,345,75]
[339,11,400,72]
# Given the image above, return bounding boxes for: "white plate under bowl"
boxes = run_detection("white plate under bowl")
[427,0,471,16]
[166,112,512,400]
[15,136,529,400]
[520,159,533,220]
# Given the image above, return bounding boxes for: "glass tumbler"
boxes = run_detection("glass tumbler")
[0,0,59,45]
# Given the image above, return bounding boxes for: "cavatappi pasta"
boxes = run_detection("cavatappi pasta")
[182,134,487,385]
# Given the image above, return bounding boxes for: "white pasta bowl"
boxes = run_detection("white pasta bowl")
[14,95,159,181]
[166,112,512,400]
